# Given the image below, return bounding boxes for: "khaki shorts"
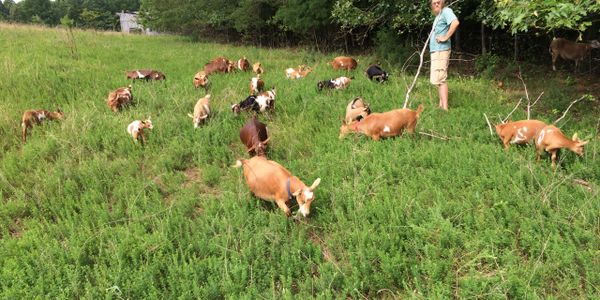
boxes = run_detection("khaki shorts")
[430,50,451,85]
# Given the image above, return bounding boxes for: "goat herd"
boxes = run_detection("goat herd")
[19,53,591,217]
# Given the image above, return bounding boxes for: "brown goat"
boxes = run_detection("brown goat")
[249,75,265,95]
[253,62,264,75]
[344,97,371,124]
[21,108,64,143]
[193,71,210,90]
[550,38,600,71]
[239,116,270,156]
[237,57,250,71]
[339,104,424,140]
[126,69,166,81]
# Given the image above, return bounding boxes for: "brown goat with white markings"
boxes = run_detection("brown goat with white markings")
[329,56,358,71]
[107,85,133,112]
[494,120,547,150]
[339,104,424,140]
[21,108,64,143]
[234,156,321,217]
[249,75,265,95]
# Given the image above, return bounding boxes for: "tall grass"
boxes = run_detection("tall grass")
[0,24,599,298]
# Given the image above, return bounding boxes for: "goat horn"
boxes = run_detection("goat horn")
[261,137,270,144]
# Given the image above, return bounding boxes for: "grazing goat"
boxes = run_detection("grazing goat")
[21,108,64,143]
[365,64,389,83]
[232,96,259,115]
[239,116,270,156]
[193,71,210,90]
[550,38,600,71]
[345,97,371,125]
[317,77,352,91]
[255,88,276,112]
[535,125,588,167]
[339,104,424,140]
[237,57,250,71]
[285,65,312,79]
[253,62,264,74]
[127,118,153,145]
[107,85,133,112]
[249,75,265,95]
[494,120,547,150]
[234,156,321,217]
[188,95,211,128]
[204,57,234,75]
[329,56,358,71]
[126,69,166,81]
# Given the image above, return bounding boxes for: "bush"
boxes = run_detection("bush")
[474,53,501,78]
[374,28,415,66]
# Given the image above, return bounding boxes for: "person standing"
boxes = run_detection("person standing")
[430,0,459,111]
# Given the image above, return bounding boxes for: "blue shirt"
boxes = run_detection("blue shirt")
[429,7,457,52]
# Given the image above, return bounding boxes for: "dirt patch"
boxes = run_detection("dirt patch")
[9,218,23,239]
[183,167,202,188]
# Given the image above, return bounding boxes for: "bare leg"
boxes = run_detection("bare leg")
[439,83,449,111]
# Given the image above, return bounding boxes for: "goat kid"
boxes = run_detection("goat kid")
[188,95,211,128]
[253,62,264,75]
[234,156,321,217]
[107,85,133,112]
[285,65,312,79]
[494,120,547,150]
[249,75,265,95]
[193,71,210,90]
[237,57,250,71]
[317,77,352,91]
[127,117,153,145]
[126,69,166,81]
[550,37,600,71]
[21,108,64,143]
[535,125,588,167]
[345,97,371,124]
[329,56,358,71]
[339,104,424,140]
[365,64,389,83]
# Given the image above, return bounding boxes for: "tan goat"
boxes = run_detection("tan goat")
[535,125,588,167]
[494,120,547,150]
[234,156,321,217]
[344,97,371,124]
[188,95,211,128]
[339,104,424,140]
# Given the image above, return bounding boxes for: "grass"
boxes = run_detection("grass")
[0,23,599,298]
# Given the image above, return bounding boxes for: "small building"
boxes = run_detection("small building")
[116,11,157,35]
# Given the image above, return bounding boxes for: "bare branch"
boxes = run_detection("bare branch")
[531,92,544,108]
[484,113,494,136]
[554,95,586,124]
[503,98,523,123]
[419,130,454,141]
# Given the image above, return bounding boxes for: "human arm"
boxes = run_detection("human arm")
[436,19,459,43]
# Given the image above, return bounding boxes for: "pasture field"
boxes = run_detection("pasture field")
[0,24,599,298]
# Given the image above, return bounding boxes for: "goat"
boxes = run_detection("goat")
[550,38,600,71]
[253,62,264,75]
[237,57,250,71]
[365,64,389,83]
[239,116,270,156]
[193,71,210,90]
[249,75,265,95]
[345,97,371,124]
[329,56,358,71]
[535,125,588,167]
[285,65,313,79]
[107,85,133,112]
[234,156,321,217]
[494,120,547,150]
[187,95,211,128]
[317,77,352,91]
[127,117,153,145]
[339,104,424,140]
[126,69,166,81]
[21,108,64,143]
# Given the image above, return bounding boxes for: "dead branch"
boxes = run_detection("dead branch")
[484,113,494,136]
[553,95,586,124]
[503,98,523,123]
[401,51,419,73]
[516,67,544,120]
[419,129,453,141]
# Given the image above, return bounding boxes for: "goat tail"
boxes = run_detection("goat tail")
[233,160,244,168]
[416,104,424,117]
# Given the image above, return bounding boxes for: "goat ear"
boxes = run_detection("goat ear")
[309,178,321,191]
[572,133,578,141]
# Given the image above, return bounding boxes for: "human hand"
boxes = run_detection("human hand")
[436,35,448,43]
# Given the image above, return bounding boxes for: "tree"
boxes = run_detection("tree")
[0,1,8,20]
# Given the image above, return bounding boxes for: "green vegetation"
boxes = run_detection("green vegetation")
[1,24,599,298]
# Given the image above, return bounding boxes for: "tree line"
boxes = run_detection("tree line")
[1,0,599,63]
